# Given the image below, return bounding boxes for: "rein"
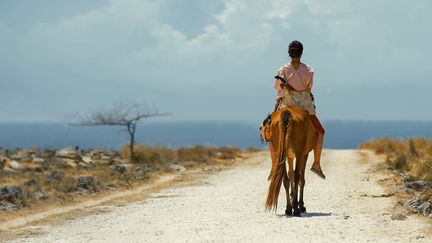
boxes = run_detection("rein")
[273,75,296,112]
[274,75,296,91]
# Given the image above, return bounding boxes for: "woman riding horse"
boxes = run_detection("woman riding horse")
[270,40,326,179]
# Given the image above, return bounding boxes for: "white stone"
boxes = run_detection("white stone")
[7,160,24,170]
[168,164,186,172]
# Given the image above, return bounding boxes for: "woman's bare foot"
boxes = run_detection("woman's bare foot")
[311,163,326,179]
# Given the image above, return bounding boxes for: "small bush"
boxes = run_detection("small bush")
[177,145,214,162]
[53,176,77,193]
[392,153,408,170]
[121,145,175,164]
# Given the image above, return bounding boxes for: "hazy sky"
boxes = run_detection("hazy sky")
[1,0,431,122]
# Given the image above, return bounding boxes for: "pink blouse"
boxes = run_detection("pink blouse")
[274,63,314,97]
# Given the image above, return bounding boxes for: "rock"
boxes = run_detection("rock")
[136,164,158,173]
[396,200,404,207]
[45,171,63,183]
[404,188,416,195]
[134,169,149,180]
[6,160,24,170]
[378,162,392,170]
[89,150,103,159]
[32,191,46,200]
[405,180,430,192]
[77,176,95,190]
[391,212,407,220]
[32,157,45,163]
[0,185,24,204]
[405,197,422,214]
[101,155,112,161]
[114,165,126,174]
[203,166,220,172]
[79,162,94,168]
[17,148,38,160]
[403,175,417,182]
[77,188,89,195]
[182,161,198,168]
[24,179,39,188]
[420,200,432,216]
[9,154,22,161]
[114,158,128,164]
[203,166,213,172]
[60,159,77,168]
[56,148,80,159]
[168,164,186,172]
[0,201,19,211]
[2,167,18,173]
[106,185,116,191]
[81,156,94,164]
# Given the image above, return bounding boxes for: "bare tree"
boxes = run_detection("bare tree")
[72,101,170,161]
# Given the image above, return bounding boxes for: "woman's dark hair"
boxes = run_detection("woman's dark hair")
[288,40,303,58]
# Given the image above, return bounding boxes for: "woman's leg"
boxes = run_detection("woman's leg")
[309,115,326,179]
[311,132,324,172]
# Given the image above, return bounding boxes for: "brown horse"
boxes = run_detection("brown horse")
[260,106,316,216]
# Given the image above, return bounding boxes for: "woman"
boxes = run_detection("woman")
[273,40,326,179]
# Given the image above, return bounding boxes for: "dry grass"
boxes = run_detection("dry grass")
[1,145,244,216]
[360,137,432,181]
[120,145,241,164]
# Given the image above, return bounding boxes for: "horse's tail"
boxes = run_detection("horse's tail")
[265,110,291,211]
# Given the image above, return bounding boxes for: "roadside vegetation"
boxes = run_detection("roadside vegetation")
[360,137,432,219]
[360,137,432,181]
[0,145,244,216]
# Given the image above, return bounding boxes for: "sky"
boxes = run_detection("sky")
[0,0,431,123]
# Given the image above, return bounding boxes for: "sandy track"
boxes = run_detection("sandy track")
[9,150,431,242]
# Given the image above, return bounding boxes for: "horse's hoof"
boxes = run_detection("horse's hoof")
[300,206,306,213]
[293,209,301,217]
[285,208,292,216]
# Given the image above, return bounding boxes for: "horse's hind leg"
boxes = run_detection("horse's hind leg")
[282,164,292,216]
[292,153,306,217]
[299,154,309,213]
[287,156,295,206]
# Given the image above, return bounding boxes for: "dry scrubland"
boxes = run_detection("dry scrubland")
[360,137,432,219]
[0,145,245,217]
[6,150,431,243]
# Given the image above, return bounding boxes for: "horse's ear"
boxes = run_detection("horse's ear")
[262,113,272,126]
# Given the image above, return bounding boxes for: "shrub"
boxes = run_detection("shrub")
[360,137,432,181]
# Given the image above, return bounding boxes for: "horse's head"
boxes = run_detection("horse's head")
[259,114,272,143]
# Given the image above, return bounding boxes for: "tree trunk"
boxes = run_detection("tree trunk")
[127,122,136,161]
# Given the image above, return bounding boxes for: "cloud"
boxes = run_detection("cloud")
[0,0,431,121]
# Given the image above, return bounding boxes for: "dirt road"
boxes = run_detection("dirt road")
[9,150,431,242]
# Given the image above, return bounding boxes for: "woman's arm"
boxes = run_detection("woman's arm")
[306,66,314,92]
[274,78,284,97]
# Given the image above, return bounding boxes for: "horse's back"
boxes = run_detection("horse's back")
[285,106,309,124]
[282,106,317,155]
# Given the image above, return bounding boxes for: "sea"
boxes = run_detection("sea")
[0,121,432,150]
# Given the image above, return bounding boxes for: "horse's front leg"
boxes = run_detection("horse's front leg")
[298,154,309,213]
